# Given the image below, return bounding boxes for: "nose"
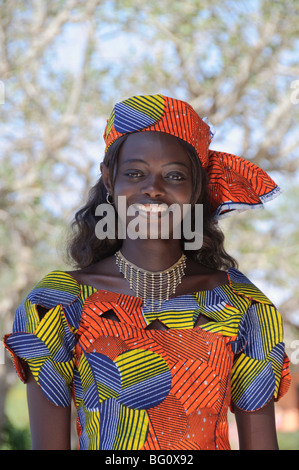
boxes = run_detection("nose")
[141,174,166,198]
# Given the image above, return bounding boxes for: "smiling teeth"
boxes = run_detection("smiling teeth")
[134,204,168,213]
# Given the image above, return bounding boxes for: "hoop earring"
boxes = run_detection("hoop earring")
[106,192,113,205]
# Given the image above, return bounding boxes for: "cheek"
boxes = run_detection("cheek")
[112,180,136,218]
[173,186,193,205]
[112,178,133,198]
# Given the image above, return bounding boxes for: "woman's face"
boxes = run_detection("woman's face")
[104,131,195,240]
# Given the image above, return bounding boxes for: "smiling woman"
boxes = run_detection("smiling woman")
[99,132,202,250]
[67,131,235,272]
[3,94,291,450]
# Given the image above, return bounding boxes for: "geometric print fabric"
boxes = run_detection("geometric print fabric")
[103,94,280,219]
[4,267,291,450]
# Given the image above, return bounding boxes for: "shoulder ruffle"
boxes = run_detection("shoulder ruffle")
[225,268,291,411]
[195,268,291,411]
[4,270,87,407]
[227,267,274,305]
[194,267,274,339]
[12,270,83,334]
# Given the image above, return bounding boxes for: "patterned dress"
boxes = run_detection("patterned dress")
[4,268,291,450]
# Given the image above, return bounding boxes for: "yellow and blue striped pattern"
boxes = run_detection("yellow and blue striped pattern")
[106,94,165,135]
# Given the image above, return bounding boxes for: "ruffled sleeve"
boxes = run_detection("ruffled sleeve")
[228,268,291,412]
[3,271,82,407]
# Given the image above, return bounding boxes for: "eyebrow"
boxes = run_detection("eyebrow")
[161,161,189,169]
[120,159,189,169]
[120,158,150,166]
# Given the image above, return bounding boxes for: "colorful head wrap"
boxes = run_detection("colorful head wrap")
[103,94,280,219]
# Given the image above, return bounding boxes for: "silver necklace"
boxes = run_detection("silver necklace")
[115,250,187,308]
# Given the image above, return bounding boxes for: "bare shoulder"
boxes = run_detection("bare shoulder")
[66,256,115,279]
[186,257,228,279]
[65,255,128,292]
[178,257,229,294]
[65,255,229,296]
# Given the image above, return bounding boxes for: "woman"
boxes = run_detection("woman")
[4,94,291,450]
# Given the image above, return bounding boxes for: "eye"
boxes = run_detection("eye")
[165,171,186,181]
[124,169,144,178]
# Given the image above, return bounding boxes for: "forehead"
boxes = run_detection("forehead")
[118,131,191,165]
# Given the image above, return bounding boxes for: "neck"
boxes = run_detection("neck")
[115,241,187,306]
[119,238,184,271]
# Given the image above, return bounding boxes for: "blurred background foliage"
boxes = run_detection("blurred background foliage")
[0,0,298,449]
